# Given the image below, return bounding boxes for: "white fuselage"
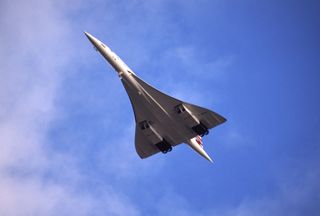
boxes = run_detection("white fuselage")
[85,32,132,77]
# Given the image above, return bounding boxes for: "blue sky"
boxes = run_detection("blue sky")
[1,0,319,215]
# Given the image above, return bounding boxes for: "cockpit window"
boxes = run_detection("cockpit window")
[100,43,105,48]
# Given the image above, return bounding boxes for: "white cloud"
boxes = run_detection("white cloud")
[0,176,91,216]
[0,0,142,215]
[0,174,140,216]
[0,0,69,173]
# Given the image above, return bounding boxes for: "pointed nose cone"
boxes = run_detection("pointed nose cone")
[84,31,97,45]
[84,31,92,39]
[84,31,104,51]
[84,31,90,38]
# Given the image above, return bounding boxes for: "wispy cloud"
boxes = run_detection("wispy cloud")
[0,0,142,215]
[96,122,165,179]
[136,43,234,110]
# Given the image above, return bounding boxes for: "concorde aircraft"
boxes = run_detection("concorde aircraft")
[85,32,226,162]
